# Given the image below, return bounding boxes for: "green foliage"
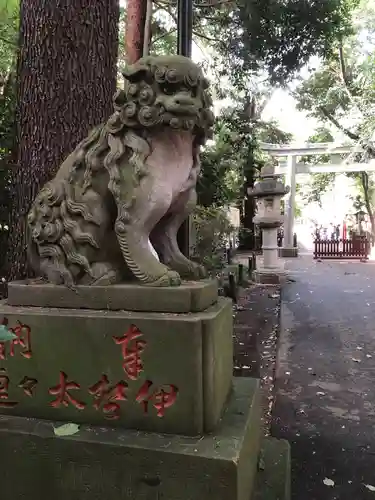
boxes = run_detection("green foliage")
[198,97,293,209]
[191,205,234,270]
[151,0,357,87]
[0,0,18,237]
[198,125,242,207]
[293,0,375,226]
[0,0,17,157]
[197,0,356,85]
[0,0,18,78]
[298,128,337,206]
[294,0,375,139]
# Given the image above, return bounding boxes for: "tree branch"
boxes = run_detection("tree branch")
[338,45,350,90]
[192,29,220,42]
[318,105,375,157]
[143,0,153,56]
[156,0,233,5]
[154,1,177,23]
[319,106,359,141]
[338,44,366,118]
[151,27,177,46]
[194,0,234,7]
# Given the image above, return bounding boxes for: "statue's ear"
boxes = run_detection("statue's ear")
[122,63,151,82]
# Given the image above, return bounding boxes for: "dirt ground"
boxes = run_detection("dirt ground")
[233,282,281,432]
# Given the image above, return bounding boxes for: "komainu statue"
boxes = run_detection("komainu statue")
[27,55,214,287]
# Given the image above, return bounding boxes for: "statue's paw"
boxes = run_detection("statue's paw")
[180,261,207,280]
[146,269,181,287]
[166,269,182,286]
[192,263,207,279]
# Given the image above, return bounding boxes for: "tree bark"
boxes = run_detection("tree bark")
[125,0,147,63]
[6,0,120,281]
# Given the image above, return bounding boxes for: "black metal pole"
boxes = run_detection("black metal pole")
[176,0,193,257]
[177,0,193,57]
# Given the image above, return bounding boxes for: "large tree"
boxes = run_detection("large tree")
[6,0,120,280]
[153,0,356,86]
[125,0,147,63]
[294,0,375,235]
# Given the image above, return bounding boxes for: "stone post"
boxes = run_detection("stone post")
[248,164,289,284]
[280,154,298,257]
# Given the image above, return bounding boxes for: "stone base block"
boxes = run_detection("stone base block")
[279,247,298,258]
[0,377,262,500]
[7,279,218,313]
[252,268,286,285]
[0,297,233,436]
[254,437,291,500]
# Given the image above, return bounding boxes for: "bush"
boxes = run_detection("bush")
[191,205,234,270]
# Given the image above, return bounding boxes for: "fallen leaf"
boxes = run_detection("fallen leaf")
[53,423,80,437]
[365,484,375,492]
[323,478,335,487]
[0,325,17,342]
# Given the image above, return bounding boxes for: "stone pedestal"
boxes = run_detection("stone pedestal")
[0,279,290,500]
[0,295,232,436]
[279,246,298,258]
[248,165,289,284]
[0,378,262,500]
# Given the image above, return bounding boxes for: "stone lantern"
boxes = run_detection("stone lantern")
[248,164,289,284]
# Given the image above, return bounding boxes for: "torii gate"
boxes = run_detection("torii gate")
[259,141,375,256]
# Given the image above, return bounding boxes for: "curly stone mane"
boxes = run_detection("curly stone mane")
[27,55,214,285]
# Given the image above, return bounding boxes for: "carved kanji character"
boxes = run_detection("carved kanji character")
[89,374,128,419]
[113,324,147,380]
[136,380,178,417]
[0,342,5,360]
[0,369,17,408]
[48,371,85,410]
[18,376,38,397]
[8,320,32,359]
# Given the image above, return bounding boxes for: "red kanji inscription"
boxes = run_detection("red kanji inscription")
[113,324,147,380]
[0,342,5,360]
[0,369,17,408]
[9,321,32,358]
[0,318,32,359]
[18,376,38,397]
[88,374,128,420]
[49,371,85,410]
[136,380,178,417]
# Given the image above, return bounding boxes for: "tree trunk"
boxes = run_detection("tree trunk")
[6,0,120,281]
[240,134,256,250]
[125,0,147,63]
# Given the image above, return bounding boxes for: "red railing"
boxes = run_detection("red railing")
[313,237,370,260]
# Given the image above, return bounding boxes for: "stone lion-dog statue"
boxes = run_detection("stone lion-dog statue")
[27,55,215,287]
